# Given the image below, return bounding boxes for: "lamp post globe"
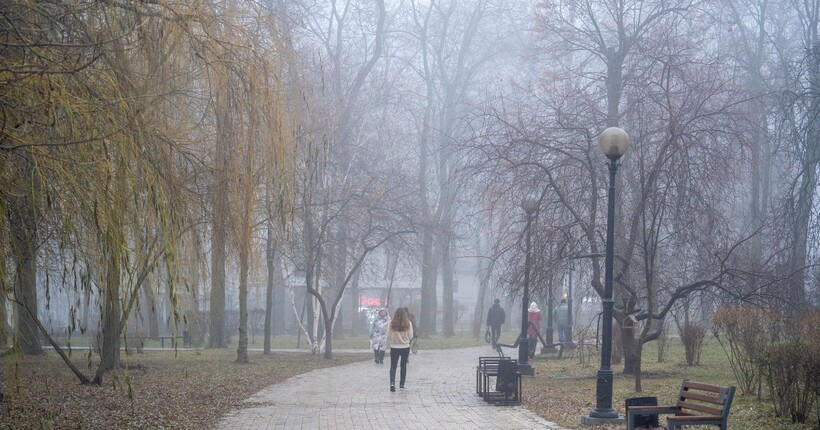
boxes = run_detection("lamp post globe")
[598,127,629,160]
[518,196,538,376]
[584,127,629,424]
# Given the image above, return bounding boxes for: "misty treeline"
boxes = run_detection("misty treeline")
[1,0,819,386]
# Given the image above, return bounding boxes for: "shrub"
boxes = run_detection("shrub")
[678,322,706,366]
[712,307,780,396]
[762,343,817,423]
[795,310,820,345]
[797,312,820,416]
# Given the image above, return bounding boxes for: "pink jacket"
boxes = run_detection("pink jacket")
[527,310,542,336]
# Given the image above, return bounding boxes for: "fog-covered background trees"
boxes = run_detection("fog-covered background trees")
[3,0,820,384]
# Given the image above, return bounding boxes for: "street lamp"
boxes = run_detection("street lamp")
[566,262,574,347]
[518,196,538,376]
[584,127,629,424]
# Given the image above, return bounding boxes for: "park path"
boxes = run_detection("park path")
[216,346,570,430]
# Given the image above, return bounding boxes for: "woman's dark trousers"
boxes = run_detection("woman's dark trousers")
[389,347,410,387]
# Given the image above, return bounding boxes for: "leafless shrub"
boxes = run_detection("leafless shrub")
[762,343,817,423]
[712,307,780,396]
[678,322,706,366]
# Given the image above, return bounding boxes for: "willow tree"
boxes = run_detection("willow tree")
[0,0,221,383]
[232,44,295,364]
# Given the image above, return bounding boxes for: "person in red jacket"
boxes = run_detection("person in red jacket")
[527,302,542,358]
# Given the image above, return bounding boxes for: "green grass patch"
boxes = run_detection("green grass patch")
[523,337,819,429]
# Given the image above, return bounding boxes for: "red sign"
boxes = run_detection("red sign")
[359,295,383,307]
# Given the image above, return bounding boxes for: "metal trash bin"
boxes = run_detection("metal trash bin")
[495,360,517,396]
[625,396,659,428]
[485,359,519,405]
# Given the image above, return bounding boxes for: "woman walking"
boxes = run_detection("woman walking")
[387,307,414,392]
[370,308,389,364]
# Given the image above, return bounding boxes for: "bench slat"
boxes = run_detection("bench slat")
[677,400,723,416]
[680,391,724,404]
[682,380,724,393]
[667,415,723,422]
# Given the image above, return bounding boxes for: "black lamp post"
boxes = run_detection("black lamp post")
[585,127,629,423]
[518,196,538,376]
[567,263,574,347]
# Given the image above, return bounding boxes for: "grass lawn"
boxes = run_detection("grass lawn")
[523,337,819,429]
[3,334,817,429]
[0,332,483,429]
[0,348,369,430]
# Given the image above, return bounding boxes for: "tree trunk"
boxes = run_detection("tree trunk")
[471,233,491,338]
[273,251,285,336]
[95,243,123,382]
[208,181,228,347]
[0,289,8,348]
[420,227,438,336]
[546,273,554,346]
[472,267,490,339]
[264,220,275,354]
[208,84,231,347]
[789,6,820,310]
[621,318,638,374]
[323,313,333,360]
[790,158,816,306]
[236,242,249,363]
[144,279,160,339]
[0,221,9,348]
[185,230,203,347]
[633,342,643,392]
[334,219,349,338]
[7,170,43,356]
[442,240,455,337]
[350,266,361,335]
[11,233,41,355]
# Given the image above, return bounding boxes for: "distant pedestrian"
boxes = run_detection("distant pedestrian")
[486,299,506,347]
[370,308,389,364]
[387,307,415,392]
[553,299,570,343]
[527,302,542,358]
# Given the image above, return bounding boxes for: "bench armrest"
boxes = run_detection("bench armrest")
[628,405,680,414]
[666,415,723,423]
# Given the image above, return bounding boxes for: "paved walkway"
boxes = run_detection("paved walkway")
[217,346,570,430]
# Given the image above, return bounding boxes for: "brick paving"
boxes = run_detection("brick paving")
[217,346,570,430]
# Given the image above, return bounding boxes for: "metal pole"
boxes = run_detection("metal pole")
[590,158,619,419]
[518,211,533,374]
[567,265,574,345]
[546,273,554,346]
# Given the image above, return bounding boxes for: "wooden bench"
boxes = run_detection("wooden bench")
[626,380,736,430]
[156,335,184,348]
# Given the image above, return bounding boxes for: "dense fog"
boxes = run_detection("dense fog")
[2,0,819,382]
